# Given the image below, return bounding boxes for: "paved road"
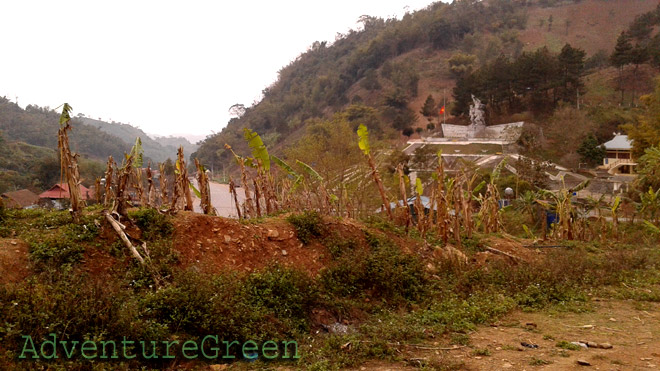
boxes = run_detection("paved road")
[192,181,245,218]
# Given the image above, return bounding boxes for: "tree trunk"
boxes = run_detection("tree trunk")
[368,154,392,220]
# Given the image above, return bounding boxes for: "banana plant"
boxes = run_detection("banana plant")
[358,124,392,220]
[271,155,300,211]
[175,146,193,212]
[244,128,270,171]
[225,143,255,218]
[414,177,426,233]
[56,103,84,222]
[476,159,506,234]
[130,137,144,169]
[537,178,590,240]
[296,160,337,214]
[642,220,660,242]
[104,156,115,207]
[272,155,301,184]
[397,164,412,230]
[584,194,606,241]
[243,129,275,214]
[515,190,540,224]
[194,158,215,215]
[610,195,621,239]
[158,162,169,206]
[639,187,660,224]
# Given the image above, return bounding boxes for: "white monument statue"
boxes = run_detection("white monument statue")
[468,94,486,138]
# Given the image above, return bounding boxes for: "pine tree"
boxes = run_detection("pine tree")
[610,32,633,105]
[420,95,437,117]
[630,44,650,106]
[558,43,586,104]
[577,134,606,166]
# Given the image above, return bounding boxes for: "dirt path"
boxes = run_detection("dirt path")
[459,299,660,370]
[358,299,660,370]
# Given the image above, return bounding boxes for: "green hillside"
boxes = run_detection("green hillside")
[0,134,104,193]
[0,98,130,161]
[191,0,658,171]
[0,98,200,193]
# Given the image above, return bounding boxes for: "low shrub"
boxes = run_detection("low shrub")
[323,233,359,259]
[29,236,86,267]
[320,232,427,303]
[129,208,173,241]
[287,211,325,244]
[141,265,317,344]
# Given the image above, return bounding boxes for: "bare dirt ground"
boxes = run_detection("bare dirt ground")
[519,0,657,55]
[171,212,378,277]
[355,299,660,370]
[0,238,30,284]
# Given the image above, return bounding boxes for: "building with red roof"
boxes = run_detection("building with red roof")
[39,183,92,201]
[1,189,40,208]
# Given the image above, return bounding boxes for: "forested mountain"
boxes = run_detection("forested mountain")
[0,131,106,194]
[0,99,126,192]
[192,0,658,171]
[0,98,130,161]
[77,117,198,163]
[0,98,193,193]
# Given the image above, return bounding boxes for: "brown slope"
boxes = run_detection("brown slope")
[519,0,657,54]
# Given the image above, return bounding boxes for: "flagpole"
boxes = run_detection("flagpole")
[443,88,446,125]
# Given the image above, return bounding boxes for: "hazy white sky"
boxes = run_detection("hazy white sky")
[0,0,436,140]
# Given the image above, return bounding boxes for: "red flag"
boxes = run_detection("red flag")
[439,106,445,115]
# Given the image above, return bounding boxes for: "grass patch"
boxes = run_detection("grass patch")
[556,340,582,351]
[472,348,491,356]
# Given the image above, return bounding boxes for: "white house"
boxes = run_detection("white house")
[601,134,635,175]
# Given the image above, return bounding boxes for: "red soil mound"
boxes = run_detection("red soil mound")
[171,212,370,276]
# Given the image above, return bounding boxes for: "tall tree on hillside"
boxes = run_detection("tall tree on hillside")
[452,72,481,117]
[557,43,586,104]
[483,54,513,114]
[629,44,650,106]
[610,32,634,105]
[420,95,437,117]
[577,134,606,166]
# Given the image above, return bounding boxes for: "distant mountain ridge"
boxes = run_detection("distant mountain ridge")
[77,117,198,163]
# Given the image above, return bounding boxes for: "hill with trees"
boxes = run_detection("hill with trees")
[77,117,198,163]
[0,98,193,193]
[0,98,130,161]
[0,130,105,193]
[192,0,658,171]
